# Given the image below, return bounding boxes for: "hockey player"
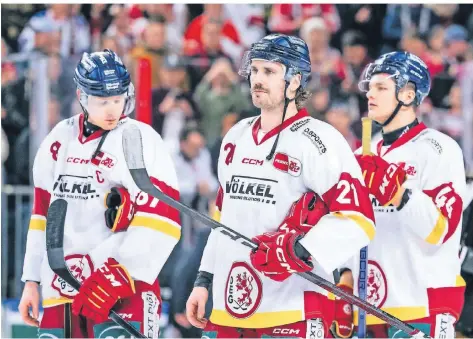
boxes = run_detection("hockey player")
[18,49,181,338]
[186,34,375,338]
[336,51,466,338]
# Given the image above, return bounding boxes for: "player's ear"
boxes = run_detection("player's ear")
[288,74,301,98]
[76,89,81,100]
[400,83,416,105]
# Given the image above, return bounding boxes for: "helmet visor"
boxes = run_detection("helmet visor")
[358,63,407,92]
[238,50,288,78]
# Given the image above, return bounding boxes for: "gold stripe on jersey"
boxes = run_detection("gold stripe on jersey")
[29,216,46,231]
[130,214,181,240]
[425,211,447,245]
[354,306,428,325]
[213,209,221,222]
[42,297,73,308]
[210,309,303,328]
[456,275,466,286]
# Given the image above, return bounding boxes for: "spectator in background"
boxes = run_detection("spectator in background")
[428,25,447,73]
[18,4,90,57]
[428,82,464,144]
[173,125,218,203]
[2,59,32,185]
[130,20,167,89]
[400,32,445,77]
[210,111,240,177]
[381,4,455,54]
[300,17,344,91]
[306,87,330,121]
[223,4,265,49]
[166,125,218,339]
[443,24,472,78]
[104,5,134,53]
[269,4,340,35]
[130,4,188,53]
[89,4,113,51]
[47,54,76,119]
[152,54,199,154]
[184,4,242,64]
[101,36,125,61]
[336,5,386,56]
[193,58,251,146]
[1,61,29,178]
[339,30,372,116]
[325,102,361,151]
[185,18,233,90]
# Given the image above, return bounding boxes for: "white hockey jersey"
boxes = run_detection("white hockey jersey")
[199,109,376,328]
[22,113,181,308]
[353,122,466,325]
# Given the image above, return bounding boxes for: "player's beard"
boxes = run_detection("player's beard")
[252,85,284,111]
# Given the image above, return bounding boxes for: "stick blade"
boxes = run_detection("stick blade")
[46,199,67,250]
[45,199,70,274]
[122,124,145,170]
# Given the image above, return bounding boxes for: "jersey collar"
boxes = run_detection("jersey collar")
[78,113,127,144]
[381,119,419,146]
[252,108,310,145]
[376,121,427,156]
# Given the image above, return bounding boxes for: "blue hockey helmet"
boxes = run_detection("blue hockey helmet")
[359,51,431,106]
[74,49,135,115]
[238,34,311,89]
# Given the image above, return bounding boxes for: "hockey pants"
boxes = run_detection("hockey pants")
[38,280,161,338]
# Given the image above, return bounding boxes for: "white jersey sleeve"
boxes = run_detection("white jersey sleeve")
[111,123,181,284]
[298,122,376,274]
[21,121,67,282]
[397,132,465,245]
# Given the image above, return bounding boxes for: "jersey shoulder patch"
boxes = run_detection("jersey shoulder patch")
[413,128,459,157]
[291,118,341,156]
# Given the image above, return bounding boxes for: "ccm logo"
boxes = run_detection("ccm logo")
[67,157,90,164]
[242,158,264,166]
[272,328,300,335]
[379,164,398,195]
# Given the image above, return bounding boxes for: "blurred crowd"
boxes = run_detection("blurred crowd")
[1,3,473,337]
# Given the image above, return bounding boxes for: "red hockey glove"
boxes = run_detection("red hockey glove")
[250,231,313,282]
[278,191,329,234]
[104,187,135,232]
[330,284,354,338]
[72,258,135,323]
[356,154,407,206]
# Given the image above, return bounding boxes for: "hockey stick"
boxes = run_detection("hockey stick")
[45,199,146,339]
[122,125,427,338]
[357,117,372,338]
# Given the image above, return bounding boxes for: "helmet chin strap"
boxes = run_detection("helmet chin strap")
[377,100,404,127]
[266,81,296,161]
[375,89,415,127]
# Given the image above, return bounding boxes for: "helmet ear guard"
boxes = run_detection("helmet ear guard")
[123,82,135,116]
